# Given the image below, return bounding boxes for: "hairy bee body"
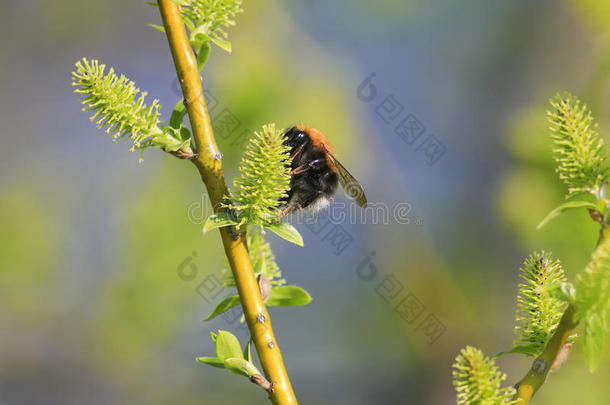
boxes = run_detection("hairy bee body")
[282,125,339,212]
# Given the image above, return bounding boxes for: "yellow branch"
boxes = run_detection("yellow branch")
[157,2,298,403]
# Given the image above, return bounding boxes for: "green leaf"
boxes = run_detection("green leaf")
[210,331,218,342]
[204,294,240,321]
[266,286,312,307]
[208,35,232,53]
[190,27,211,49]
[171,0,189,5]
[215,330,244,362]
[583,312,606,372]
[224,357,261,377]
[169,99,187,129]
[495,344,539,358]
[203,213,239,233]
[148,24,165,33]
[244,339,252,363]
[537,200,596,230]
[190,28,232,53]
[179,126,192,142]
[196,356,225,368]
[162,137,191,153]
[197,42,212,71]
[265,221,304,246]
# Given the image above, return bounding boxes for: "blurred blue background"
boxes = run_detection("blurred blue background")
[1,0,610,403]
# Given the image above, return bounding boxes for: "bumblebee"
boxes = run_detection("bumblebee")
[278,125,367,218]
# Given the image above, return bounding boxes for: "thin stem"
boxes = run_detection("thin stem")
[513,225,610,403]
[156,2,298,403]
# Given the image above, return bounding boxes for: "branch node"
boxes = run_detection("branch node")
[166,148,198,160]
[258,274,271,304]
[532,359,547,375]
[249,374,276,393]
[256,312,266,324]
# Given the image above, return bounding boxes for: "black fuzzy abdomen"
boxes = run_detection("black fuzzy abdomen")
[282,126,339,209]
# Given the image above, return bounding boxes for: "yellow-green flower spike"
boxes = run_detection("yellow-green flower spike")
[453,346,516,405]
[548,93,608,197]
[72,58,189,159]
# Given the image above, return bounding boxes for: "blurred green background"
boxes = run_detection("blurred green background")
[1,0,610,403]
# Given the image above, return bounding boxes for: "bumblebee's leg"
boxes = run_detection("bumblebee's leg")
[290,143,305,161]
[290,165,310,176]
[290,159,325,175]
[275,202,301,221]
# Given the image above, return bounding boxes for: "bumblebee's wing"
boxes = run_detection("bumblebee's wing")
[321,144,367,208]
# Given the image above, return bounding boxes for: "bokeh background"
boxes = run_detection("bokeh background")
[2,0,610,403]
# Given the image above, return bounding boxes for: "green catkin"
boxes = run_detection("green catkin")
[229,124,291,227]
[453,346,516,405]
[180,0,243,40]
[72,58,186,158]
[548,93,608,197]
[513,252,567,357]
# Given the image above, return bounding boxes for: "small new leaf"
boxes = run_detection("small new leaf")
[169,99,188,129]
[496,345,540,358]
[265,221,304,247]
[197,42,212,70]
[196,356,225,368]
[244,339,252,363]
[203,212,240,233]
[215,330,244,362]
[266,286,312,307]
[148,24,165,33]
[224,357,261,377]
[204,285,311,321]
[537,200,597,230]
[204,294,241,321]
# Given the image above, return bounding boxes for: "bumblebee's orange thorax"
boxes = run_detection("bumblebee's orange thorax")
[296,125,337,174]
[297,125,334,154]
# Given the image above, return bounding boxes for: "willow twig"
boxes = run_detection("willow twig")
[157,1,297,403]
